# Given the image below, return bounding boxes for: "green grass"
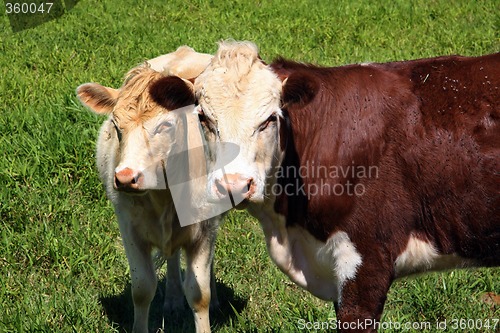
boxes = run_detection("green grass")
[0,0,498,332]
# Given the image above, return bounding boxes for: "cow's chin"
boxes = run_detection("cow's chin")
[114,187,149,196]
[246,193,265,204]
[235,191,268,209]
[234,199,249,210]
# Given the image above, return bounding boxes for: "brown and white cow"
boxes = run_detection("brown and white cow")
[77,47,220,333]
[183,41,497,332]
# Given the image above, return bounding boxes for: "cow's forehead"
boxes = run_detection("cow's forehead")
[113,98,164,130]
[112,67,166,130]
[195,44,281,131]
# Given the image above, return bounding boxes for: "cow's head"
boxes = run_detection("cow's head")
[194,41,305,208]
[77,65,195,193]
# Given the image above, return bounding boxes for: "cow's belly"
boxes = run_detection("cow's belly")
[248,205,362,302]
[394,235,474,278]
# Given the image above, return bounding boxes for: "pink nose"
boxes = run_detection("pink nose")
[214,174,255,206]
[114,168,144,191]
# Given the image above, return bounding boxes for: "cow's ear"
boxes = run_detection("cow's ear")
[76,83,118,115]
[281,72,319,107]
[149,76,196,110]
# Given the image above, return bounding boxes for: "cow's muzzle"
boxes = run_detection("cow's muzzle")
[214,173,255,209]
[114,168,145,192]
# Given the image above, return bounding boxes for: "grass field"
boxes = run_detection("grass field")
[0,0,498,332]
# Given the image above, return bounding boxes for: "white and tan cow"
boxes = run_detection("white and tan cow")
[174,41,496,332]
[77,47,219,333]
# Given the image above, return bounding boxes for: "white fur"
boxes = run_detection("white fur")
[329,232,363,286]
[395,235,470,277]
[96,109,220,333]
[249,204,362,303]
[194,41,282,204]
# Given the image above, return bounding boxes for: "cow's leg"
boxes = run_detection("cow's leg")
[164,250,186,312]
[336,261,393,333]
[209,259,219,310]
[184,243,215,333]
[119,220,157,333]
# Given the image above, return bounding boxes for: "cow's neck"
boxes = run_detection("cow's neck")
[272,66,390,241]
[135,188,175,223]
[273,108,354,242]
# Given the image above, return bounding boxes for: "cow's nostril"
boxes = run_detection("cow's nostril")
[244,178,254,194]
[246,178,256,198]
[131,172,143,185]
[215,179,228,196]
[115,177,123,188]
[114,168,143,190]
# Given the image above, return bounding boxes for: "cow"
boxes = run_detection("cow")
[76,47,220,333]
[173,41,497,332]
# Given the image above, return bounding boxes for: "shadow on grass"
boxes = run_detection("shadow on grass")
[100,277,248,332]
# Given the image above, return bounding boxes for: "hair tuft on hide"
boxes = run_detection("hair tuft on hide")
[213,40,260,77]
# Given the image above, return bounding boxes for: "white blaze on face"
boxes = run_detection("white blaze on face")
[114,126,149,173]
[194,41,283,203]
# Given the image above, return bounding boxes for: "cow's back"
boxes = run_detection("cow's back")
[380,53,499,133]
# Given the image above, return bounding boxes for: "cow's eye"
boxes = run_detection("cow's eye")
[198,108,218,135]
[198,108,209,126]
[111,119,122,141]
[154,121,173,134]
[258,114,277,132]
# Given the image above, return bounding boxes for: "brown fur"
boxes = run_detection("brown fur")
[149,76,195,111]
[270,53,499,331]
